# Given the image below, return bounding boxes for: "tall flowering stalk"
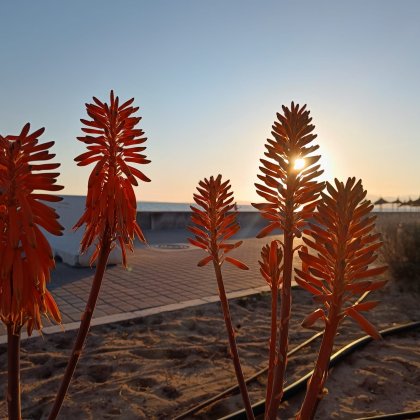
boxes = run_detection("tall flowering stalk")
[296,178,387,420]
[0,124,63,420]
[258,241,283,417]
[49,91,150,419]
[253,102,324,419]
[188,175,254,420]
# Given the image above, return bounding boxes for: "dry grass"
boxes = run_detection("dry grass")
[378,217,420,292]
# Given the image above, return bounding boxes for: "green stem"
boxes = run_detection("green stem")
[7,324,22,420]
[212,260,255,420]
[48,234,112,420]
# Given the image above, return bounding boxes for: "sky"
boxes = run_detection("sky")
[1,1,419,203]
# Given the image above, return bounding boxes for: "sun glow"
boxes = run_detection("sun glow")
[293,158,305,170]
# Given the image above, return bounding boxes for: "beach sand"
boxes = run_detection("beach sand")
[0,274,419,419]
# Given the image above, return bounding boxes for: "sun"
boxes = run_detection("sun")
[293,158,305,170]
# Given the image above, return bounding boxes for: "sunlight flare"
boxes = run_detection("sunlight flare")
[293,158,305,170]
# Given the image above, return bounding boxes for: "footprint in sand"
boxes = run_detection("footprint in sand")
[159,384,182,399]
[29,354,50,365]
[54,335,74,349]
[130,377,158,390]
[87,364,114,383]
[130,348,166,359]
[35,365,53,380]
[165,348,189,359]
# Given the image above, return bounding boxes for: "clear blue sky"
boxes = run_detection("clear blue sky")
[1,1,419,203]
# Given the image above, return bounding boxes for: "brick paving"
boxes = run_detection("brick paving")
[0,228,303,341]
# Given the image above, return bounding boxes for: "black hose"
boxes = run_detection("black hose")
[173,331,324,420]
[355,410,420,419]
[219,321,420,420]
[173,291,370,420]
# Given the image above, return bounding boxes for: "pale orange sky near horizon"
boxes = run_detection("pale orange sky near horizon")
[1,1,419,204]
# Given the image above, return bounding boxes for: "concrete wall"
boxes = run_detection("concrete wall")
[137,212,191,230]
[136,210,420,231]
[137,211,266,230]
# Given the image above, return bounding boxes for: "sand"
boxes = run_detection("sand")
[0,275,419,420]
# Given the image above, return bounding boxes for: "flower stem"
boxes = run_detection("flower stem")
[48,233,112,420]
[212,260,255,420]
[264,284,278,418]
[297,311,339,420]
[298,239,345,420]
[7,324,22,420]
[266,232,293,419]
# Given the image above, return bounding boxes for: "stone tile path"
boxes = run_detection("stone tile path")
[0,229,303,342]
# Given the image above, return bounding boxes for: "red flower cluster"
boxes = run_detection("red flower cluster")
[253,102,324,238]
[74,91,150,265]
[0,124,63,334]
[296,178,387,337]
[259,240,283,289]
[188,175,248,270]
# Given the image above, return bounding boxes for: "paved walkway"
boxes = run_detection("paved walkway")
[0,229,303,342]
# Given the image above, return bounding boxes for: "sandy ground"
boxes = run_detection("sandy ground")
[0,275,419,420]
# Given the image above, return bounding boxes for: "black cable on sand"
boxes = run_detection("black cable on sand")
[219,321,420,420]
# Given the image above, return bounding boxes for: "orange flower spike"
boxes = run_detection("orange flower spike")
[0,124,63,334]
[0,124,63,420]
[49,92,150,420]
[259,241,283,414]
[296,178,387,420]
[188,175,248,270]
[188,175,254,420]
[74,90,150,266]
[253,102,325,240]
[254,102,325,419]
[259,241,283,289]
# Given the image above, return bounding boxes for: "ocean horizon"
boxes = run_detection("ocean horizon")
[136,201,257,212]
[135,201,413,213]
[56,196,414,213]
